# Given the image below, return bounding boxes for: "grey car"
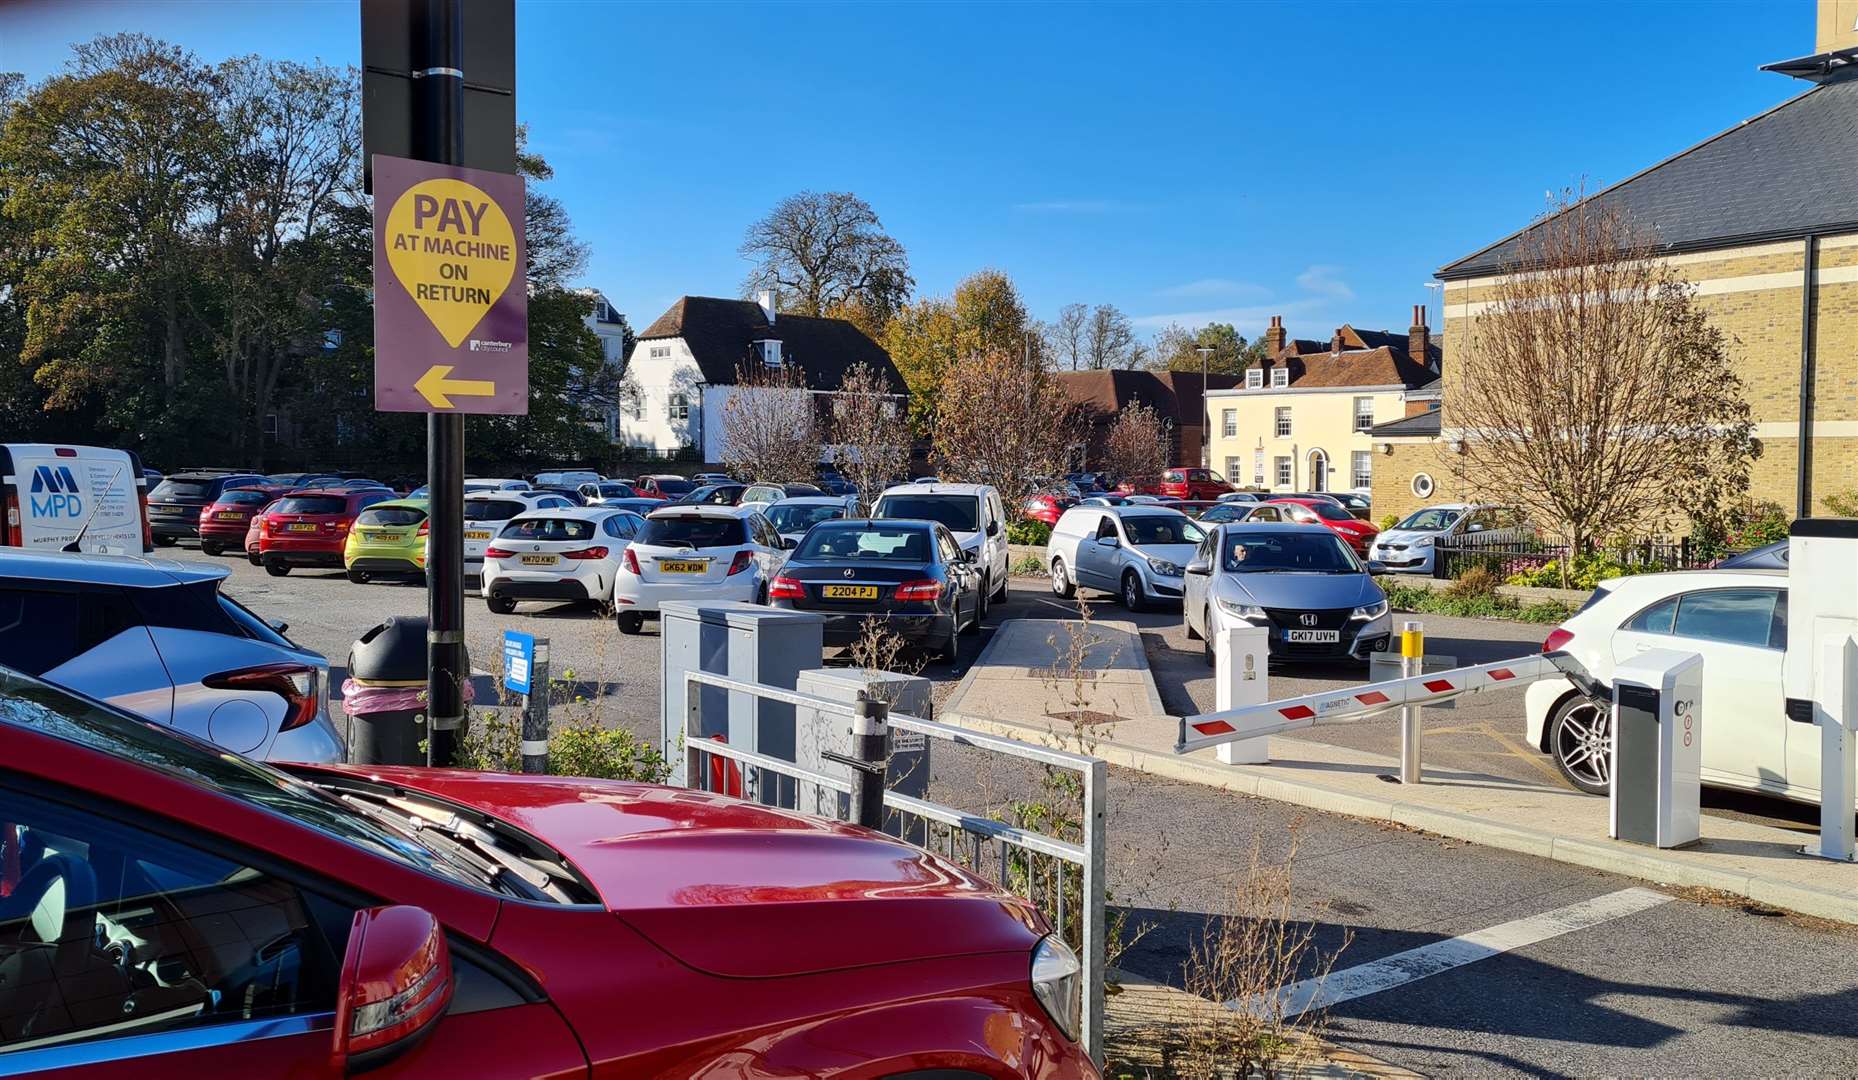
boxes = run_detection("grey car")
[764,494,860,546]
[1181,522,1392,666]
[0,550,344,763]
[1046,505,1207,611]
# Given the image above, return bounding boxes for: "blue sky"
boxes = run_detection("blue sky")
[4,0,1816,347]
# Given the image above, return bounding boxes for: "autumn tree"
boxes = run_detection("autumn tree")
[1048,302,1144,370]
[829,361,910,514]
[886,269,1044,431]
[719,360,820,484]
[739,191,913,330]
[1451,191,1757,586]
[930,347,1079,513]
[1148,321,1268,376]
[1100,402,1172,489]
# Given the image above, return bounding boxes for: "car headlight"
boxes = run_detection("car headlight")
[1216,597,1266,620]
[1352,600,1389,620]
[1411,536,1434,548]
[1147,557,1182,577]
[1030,935,1082,1042]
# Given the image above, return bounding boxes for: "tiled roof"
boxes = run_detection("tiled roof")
[634,296,904,392]
[1441,74,1858,279]
[1366,410,1442,438]
[1054,370,1243,422]
[1284,346,1436,390]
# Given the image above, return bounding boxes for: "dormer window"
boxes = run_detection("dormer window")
[1245,368,1263,390]
[758,339,783,367]
[1270,366,1289,388]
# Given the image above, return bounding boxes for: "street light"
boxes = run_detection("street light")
[1196,344,1216,468]
[1423,281,1443,330]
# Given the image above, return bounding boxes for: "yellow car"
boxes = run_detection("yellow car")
[343,498,429,583]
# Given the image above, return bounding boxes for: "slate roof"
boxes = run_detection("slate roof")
[634,296,904,393]
[1441,74,1858,279]
[1366,410,1442,438]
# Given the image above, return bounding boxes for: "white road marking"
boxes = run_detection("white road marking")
[1254,886,1672,1018]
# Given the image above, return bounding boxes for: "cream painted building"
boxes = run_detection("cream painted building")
[1374,7,1858,523]
[1203,310,1440,496]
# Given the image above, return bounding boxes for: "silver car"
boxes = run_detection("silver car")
[764,494,860,547]
[0,550,344,762]
[1046,505,1206,611]
[1368,503,1526,575]
[1182,522,1392,666]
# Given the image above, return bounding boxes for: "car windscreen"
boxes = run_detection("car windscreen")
[464,498,525,522]
[597,484,631,497]
[796,524,933,562]
[766,504,846,533]
[270,496,347,515]
[499,517,596,542]
[1122,515,1205,546]
[216,489,271,506]
[1223,532,1359,573]
[1396,508,1462,531]
[357,506,425,527]
[638,514,746,548]
[1305,501,1354,522]
[652,478,695,495]
[150,480,210,501]
[875,494,979,532]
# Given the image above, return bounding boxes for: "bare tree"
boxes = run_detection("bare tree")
[930,347,1080,513]
[739,191,914,328]
[719,361,820,484]
[1452,191,1757,586]
[1047,303,1089,370]
[829,360,910,514]
[1100,402,1172,490]
[1085,304,1142,370]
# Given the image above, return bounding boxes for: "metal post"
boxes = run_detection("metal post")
[417,0,467,766]
[521,638,550,774]
[1081,755,1107,1066]
[849,694,889,830]
[1400,620,1423,784]
[1804,634,1858,861]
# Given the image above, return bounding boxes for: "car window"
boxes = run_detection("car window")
[217,489,271,506]
[798,524,933,562]
[601,515,624,539]
[1096,516,1119,540]
[464,499,524,522]
[1284,505,1318,523]
[0,587,137,676]
[937,528,962,564]
[1672,589,1783,649]
[1250,506,1281,522]
[1222,532,1357,573]
[1624,596,1678,635]
[149,480,210,501]
[874,494,980,533]
[1122,515,1205,546]
[0,785,355,1051]
[357,505,426,528]
[1307,502,1353,522]
[500,517,596,542]
[1396,508,1462,531]
[637,515,747,549]
[270,496,345,515]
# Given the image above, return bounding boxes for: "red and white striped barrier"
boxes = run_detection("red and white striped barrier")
[1174,653,1561,755]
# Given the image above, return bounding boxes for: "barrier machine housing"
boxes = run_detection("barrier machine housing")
[1783,519,1858,861]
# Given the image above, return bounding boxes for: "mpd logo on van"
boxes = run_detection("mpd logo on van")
[29,465,83,518]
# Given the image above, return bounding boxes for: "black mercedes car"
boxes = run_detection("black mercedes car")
[768,519,983,664]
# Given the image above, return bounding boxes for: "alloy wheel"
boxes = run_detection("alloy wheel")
[1553,700,1612,791]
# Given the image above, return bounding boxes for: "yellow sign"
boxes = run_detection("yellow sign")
[415,365,497,410]
[383,178,518,348]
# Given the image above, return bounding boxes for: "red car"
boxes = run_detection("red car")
[1117,468,1233,501]
[257,487,396,576]
[0,668,1096,1078]
[1023,492,1077,527]
[195,485,282,557]
[243,499,275,565]
[633,474,695,501]
[1265,496,1381,554]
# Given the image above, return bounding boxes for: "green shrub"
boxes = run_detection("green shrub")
[1007,519,1052,546]
[1824,489,1858,518]
[1505,552,1662,591]
[458,709,668,782]
[1011,553,1045,576]
[1383,581,1576,624]
[1443,565,1500,600]
[1378,513,1400,531]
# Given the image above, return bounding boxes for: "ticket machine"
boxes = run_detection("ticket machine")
[1782,519,1858,861]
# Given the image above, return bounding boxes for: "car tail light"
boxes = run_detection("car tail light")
[622,548,640,575]
[563,546,608,560]
[137,488,151,551]
[894,579,943,601]
[726,550,754,576]
[1542,627,1575,653]
[769,575,805,599]
[53,447,75,457]
[484,546,514,559]
[417,520,429,536]
[203,662,320,731]
[4,492,20,548]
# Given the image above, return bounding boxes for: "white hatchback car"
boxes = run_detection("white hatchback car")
[1527,569,1799,800]
[480,507,647,614]
[611,505,791,634]
[872,483,1010,609]
[462,490,577,590]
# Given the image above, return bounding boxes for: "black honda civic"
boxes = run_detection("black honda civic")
[768,518,983,664]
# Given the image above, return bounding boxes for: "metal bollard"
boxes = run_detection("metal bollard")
[848,694,890,830]
[521,640,551,774]
[1399,620,1423,784]
[1215,625,1271,764]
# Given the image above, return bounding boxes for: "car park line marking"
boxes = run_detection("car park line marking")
[1255,887,1671,1019]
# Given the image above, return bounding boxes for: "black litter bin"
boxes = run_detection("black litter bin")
[343,616,472,765]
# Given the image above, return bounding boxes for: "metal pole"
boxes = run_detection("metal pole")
[1400,619,1423,784]
[850,694,889,830]
[521,639,550,774]
[416,0,467,766]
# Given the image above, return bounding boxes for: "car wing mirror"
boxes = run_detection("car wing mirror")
[962,548,978,563]
[1098,536,1120,548]
[335,905,452,1071]
[1186,558,1211,575]
[1365,560,1388,575]
[780,536,796,549]
[266,618,290,634]
[985,520,1000,537]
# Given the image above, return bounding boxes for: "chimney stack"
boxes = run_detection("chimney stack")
[757,289,776,324]
[1409,303,1431,368]
[1330,327,1345,354]
[1264,314,1286,358]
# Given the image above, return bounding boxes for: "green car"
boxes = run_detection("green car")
[343,498,429,583]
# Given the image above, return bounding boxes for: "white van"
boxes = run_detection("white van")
[0,443,151,554]
[873,482,1010,610]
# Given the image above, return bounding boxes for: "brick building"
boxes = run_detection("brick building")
[1373,4,1858,521]
[1054,369,1242,472]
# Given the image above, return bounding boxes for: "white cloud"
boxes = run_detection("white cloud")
[1132,264,1356,336]
[1154,278,1270,300]
[1295,264,1355,301]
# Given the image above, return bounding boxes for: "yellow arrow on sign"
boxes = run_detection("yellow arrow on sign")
[415,365,496,409]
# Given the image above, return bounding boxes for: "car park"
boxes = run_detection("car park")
[1022,491,1077,527]
[532,485,588,505]
[1526,569,1794,799]
[1047,505,1206,612]
[770,518,983,663]
[0,549,343,762]
[1155,467,1236,501]
[147,470,268,546]
[0,666,1092,1076]
[463,490,577,590]
[531,469,603,488]
[1216,490,1267,503]
[578,481,640,504]
[342,497,431,583]
[1263,497,1379,555]
[195,485,281,556]
[0,443,153,556]
[612,505,791,634]
[742,482,824,504]
[1124,494,1182,508]
[1080,494,1133,507]
[1195,502,1257,525]
[691,471,735,485]
[1368,503,1525,575]
[597,496,671,517]
[482,506,647,613]
[258,488,398,576]
[1181,522,1392,666]
[634,474,696,501]
[873,482,1011,613]
[764,494,859,545]
[678,482,748,506]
